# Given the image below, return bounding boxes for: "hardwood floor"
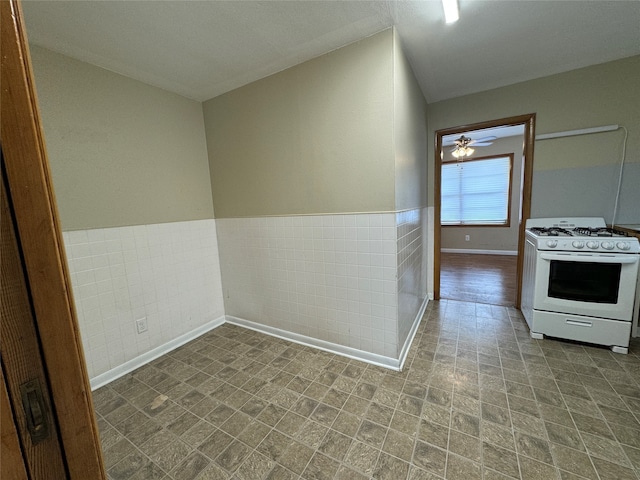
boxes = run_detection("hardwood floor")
[440,253,517,306]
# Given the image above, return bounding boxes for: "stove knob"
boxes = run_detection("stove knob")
[546,240,558,248]
[601,241,614,250]
[572,241,585,249]
[586,241,599,250]
[616,242,631,251]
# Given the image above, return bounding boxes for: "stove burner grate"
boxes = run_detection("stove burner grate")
[529,227,574,237]
[573,227,628,237]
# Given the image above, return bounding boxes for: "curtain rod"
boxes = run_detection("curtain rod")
[535,124,619,141]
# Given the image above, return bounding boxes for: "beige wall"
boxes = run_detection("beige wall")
[30,46,214,230]
[203,30,396,218]
[393,30,428,211]
[441,134,524,251]
[428,56,640,224]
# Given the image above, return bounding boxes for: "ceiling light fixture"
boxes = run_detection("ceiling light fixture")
[452,146,474,159]
[451,135,474,159]
[442,0,459,24]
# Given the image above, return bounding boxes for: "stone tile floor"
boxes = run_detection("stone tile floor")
[94,300,640,479]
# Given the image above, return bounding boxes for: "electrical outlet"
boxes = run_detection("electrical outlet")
[465,235,470,241]
[136,317,148,334]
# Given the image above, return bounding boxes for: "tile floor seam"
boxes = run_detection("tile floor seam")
[554,370,602,480]
[96,301,640,480]
[568,367,638,479]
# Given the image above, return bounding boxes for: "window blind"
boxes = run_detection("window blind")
[441,156,511,225]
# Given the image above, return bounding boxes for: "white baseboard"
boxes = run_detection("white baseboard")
[225,316,403,371]
[90,316,226,390]
[441,248,517,256]
[397,296,429,371]
[90,301,433,390]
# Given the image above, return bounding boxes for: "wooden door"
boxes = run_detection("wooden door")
[1,0,106,477]
[1,165,68,478]
[1,368,28,480]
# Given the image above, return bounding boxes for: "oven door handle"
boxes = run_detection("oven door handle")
[540,253,639,264]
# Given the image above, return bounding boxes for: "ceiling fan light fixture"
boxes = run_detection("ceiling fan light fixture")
[442,0,459,24]
[452,146,473,159]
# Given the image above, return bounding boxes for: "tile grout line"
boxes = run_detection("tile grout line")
[95,303,640,480]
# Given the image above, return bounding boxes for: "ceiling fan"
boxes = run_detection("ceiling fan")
[445,134,497,159]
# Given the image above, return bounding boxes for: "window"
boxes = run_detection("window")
[441,155,512,226]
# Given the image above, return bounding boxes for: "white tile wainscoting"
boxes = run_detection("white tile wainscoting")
[216,209,428,368]
[63,209,429,388]
[62,219,225,385]
[396,208,428,363]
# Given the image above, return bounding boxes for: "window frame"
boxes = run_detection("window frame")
[440,153,514,228]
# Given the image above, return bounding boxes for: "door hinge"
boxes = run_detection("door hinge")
[20,379,50,443]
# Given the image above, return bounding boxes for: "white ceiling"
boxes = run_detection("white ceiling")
[22,0,640,103]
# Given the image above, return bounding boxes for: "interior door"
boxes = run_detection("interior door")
[1,0,106,477]
[1,368,29,480]
[1,165,68,478]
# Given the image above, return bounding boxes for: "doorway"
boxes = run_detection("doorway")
[434,114,536,308]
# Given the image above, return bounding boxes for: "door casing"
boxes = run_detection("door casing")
[434,114,536,308]
[1,0,106,477]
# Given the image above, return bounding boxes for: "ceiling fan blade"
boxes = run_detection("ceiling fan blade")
[473,136,497,143]
[444,134,494,147]
[472,142,493,146]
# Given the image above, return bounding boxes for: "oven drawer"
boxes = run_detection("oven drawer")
[531,310,631,348]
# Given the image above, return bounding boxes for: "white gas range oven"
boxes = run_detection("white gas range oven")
[521,217,640,353]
